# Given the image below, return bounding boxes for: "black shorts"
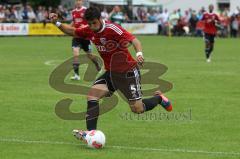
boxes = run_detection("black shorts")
[93,67,142,101]
[204,33,215,43]
[72,38,92,52]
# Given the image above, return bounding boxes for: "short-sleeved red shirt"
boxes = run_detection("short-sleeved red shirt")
[71,7,88,28]
[75,20,137,73]
[202,12,220,35]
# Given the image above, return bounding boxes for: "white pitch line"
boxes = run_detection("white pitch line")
[0,138,240,156]
[44,60,95,70]
[44,60,60,66]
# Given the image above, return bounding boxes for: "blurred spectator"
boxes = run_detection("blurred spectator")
[137,7,148,22]
[101,8,109,21]
[156,8,169,35]
[21,5,28,22]
[195,20,204,37]
[57,5,70,21]
[197,7,205,20]
[27,5,36,23]
[0,5,6,22]
[6,6,19,22]
[177,8,182,18]
[109,6,126,25]
[48,6,53,15]
[189,11,198,35]
[176,18,186,36]
[0,2,239,38]
[169,10,180,35]
[219,11,230,37]
[36,6,45,22]
[182,10,191,24]
[156,9,163,34]
[10,6,20,22]
[4,6,11,22]
[147,9,157,22]
[230,15,239,38]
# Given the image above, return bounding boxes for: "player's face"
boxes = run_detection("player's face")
[87,19,102,32]
[75,0,83,8]
[209,5,214,12]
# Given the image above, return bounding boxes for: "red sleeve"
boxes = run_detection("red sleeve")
[74,26,92,40]
[107,23,135,42]
[121,28,136,42]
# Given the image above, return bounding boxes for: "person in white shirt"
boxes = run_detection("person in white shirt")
[0,5,6,23]
[27,5,36,22]
[101,8,109,21]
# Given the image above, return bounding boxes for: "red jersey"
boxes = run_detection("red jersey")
[71,7,88,28]
[75,20,137,73]
[202,12,220,35]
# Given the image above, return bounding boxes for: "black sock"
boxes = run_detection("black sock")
[205,48,210,59]
[209,45,214,54]
[86,100,99,131]
[143,96,162,112]
[73,63,79,75]
[206,47,213,59]
[91,58,100,70]
[92,58,98,66]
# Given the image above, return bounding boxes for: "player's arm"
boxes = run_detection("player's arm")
[58,23,77,36]
[112,24,144,66]
[49,13,77,37]
[119,28,144,66]
[131,38,144,65]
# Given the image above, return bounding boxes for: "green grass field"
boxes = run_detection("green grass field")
[0,36,240,159]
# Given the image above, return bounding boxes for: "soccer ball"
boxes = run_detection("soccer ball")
[85,130,106,149]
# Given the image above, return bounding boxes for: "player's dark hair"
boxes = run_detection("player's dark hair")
[84,7,101,21]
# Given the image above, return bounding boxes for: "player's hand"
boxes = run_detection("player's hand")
[49,13,58,23]
[136,53,144,67]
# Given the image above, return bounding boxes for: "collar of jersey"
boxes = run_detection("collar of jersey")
[207,12,215,15]
[97,20,106,33]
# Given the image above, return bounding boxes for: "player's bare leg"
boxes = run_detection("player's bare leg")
[86,52,101,72]
[129,91,172,114]
[71,47,81,80]
[129,99,144,114]
[73,84,109,141]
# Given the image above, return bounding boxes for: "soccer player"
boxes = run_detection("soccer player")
[49,7,173,142]
[202,4,220,63]
[70,0,100,80]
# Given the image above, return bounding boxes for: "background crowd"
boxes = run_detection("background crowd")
[0,3,239,37]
